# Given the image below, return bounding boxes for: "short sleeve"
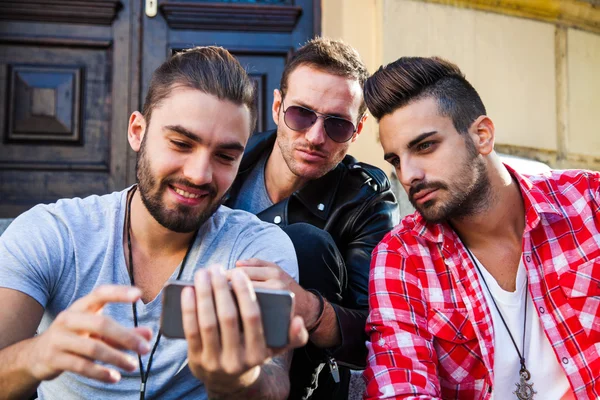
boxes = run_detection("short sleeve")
[232,221,299,283]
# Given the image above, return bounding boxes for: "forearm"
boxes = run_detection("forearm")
[206,359,290,400]
[0,338,40,400]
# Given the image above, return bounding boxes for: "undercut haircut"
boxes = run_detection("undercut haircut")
[280,37,369,117]
[142,46,257,131]
[364,56,486,133]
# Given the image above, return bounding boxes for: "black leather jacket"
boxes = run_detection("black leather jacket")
[225,130,398,367]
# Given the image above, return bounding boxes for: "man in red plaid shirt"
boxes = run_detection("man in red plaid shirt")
[361,56,599,400]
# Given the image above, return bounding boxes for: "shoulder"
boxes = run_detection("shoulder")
[527,169,600,205]
[340,155,392,193]
[207,206,287,238]
[528,168,599,189]
[205,206,298,279]
[7,190,124,237]
[373,213,435,259]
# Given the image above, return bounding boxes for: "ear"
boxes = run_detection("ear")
[350,113,368,143]
[470,115,495,156]
[128,111,147,153]
[272,89,282,126]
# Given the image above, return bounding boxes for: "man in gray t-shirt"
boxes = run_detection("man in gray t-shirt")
[0,47,307,400]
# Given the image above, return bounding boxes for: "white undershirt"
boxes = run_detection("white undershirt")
[472,254,574,399]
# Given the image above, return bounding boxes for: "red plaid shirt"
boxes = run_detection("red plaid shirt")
[364,167,600,399]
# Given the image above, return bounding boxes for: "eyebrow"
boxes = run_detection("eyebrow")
[164,124,245,152]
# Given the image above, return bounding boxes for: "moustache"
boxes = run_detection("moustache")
[408,181,448,200]
[296,141,325,154]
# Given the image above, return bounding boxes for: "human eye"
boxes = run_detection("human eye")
[386,156,400,168]
[416,141,436,152]
[216,153,236,164]
[295,106,315,117]
[171,140,192,150]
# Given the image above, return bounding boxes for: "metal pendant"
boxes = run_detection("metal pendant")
[513,368,537,400]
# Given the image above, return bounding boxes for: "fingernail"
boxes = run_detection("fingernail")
[182,286,194,303]
[138,341,150,354]
[126,355,138,369]
[128,288,141,299]
[109,369,121,382]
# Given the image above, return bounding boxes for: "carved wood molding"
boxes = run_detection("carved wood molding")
[0,34,112,49]
[419,0,600,33]
[160,1,303,32]
[0,0,123,26]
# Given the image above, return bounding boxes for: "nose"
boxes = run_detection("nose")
[183,150,213,186]
[398,156,425,189]
[304,118,327,147]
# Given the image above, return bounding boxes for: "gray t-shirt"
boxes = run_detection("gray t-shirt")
[229,151,273,214]
[0,188,298,400]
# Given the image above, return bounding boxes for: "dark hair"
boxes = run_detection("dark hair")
[364,56,486,133]
[142,46,257,131]
[280,37,369,117]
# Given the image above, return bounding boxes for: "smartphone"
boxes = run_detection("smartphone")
[160,280,295,348]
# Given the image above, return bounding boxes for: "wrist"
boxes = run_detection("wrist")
[20,336,44,381]
[305,289,325,334]
[205,365,261,399]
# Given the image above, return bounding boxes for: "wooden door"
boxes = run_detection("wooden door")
[0,0,318,217]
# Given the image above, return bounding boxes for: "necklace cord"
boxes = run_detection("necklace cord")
[463,245,529,371]
[125,186,197,399]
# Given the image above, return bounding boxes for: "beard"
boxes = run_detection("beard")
[136,136,225,233]
[409,136,491,224]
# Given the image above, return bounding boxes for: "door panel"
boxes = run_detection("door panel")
[0,1,135,217]
[236,53,288,133]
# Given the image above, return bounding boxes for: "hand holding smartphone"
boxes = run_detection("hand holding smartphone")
[160,281,295,348]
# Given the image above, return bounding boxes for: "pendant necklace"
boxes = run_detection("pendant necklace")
[125,186,197,400]
[464,246,537,400]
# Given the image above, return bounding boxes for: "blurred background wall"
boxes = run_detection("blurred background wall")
[323,0,600,178]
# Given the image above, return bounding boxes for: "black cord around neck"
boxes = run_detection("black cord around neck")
[125,186,197,399]
[463,245,529,374]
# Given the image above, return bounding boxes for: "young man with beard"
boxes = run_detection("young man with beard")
[0,46,307,400]
[225,38,398,399]
[361,56,600,400]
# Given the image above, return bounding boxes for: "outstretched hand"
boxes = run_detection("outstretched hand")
[27,285,151,383]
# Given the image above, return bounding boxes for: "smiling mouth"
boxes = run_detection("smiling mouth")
[171,186,207,199]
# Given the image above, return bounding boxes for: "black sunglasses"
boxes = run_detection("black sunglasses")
[281,99,358,143]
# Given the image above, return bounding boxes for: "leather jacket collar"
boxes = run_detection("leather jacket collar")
[232,129,347,221]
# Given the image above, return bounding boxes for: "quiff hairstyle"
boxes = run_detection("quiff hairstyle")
[280,37,369,117]
[142,46,257,131]
[364,56,486,133]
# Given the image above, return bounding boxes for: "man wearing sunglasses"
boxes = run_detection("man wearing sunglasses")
[225,38,398,399]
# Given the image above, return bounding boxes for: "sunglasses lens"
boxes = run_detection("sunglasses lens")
[324,118,355,142]
[284,106,317,131]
